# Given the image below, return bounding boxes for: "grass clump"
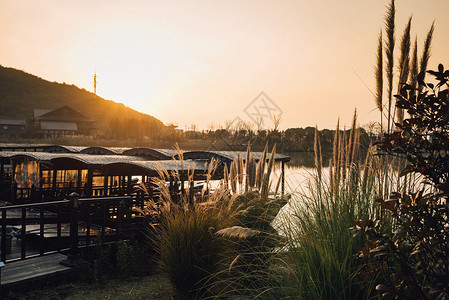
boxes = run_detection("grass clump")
[154,201,233,299]
[138,145,287,299]
[276,112,382,300]
[138,155,237,299]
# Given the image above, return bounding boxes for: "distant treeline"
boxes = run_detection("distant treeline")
[169,126,373,165]
[107,117,168,140]
[71,123,374,167]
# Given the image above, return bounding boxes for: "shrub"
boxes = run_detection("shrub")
[353,65,449,299]
[116,240,152,279]
[81,237,152,283]
[91,241,115,283]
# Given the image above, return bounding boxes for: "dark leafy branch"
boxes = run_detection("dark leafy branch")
[353,65,449,299]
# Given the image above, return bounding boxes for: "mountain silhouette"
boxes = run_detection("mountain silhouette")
[0,65,166,137]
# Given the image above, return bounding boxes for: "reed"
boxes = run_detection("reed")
[206,145,288,299]
[137,113,411,299]
[275,112,384,299]
[375,0,434,134]
[138,145,287,299]
[372,0,435,212]
[384,0,395,134]
[396,17,412,125]
[375,31,383,132]
[406,37,419,112]
[136,151,237,298]
[419,22,434,77]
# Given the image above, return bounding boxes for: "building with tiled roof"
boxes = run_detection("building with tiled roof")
[31,105,97,138]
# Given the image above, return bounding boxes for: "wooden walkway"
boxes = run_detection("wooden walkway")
[0,195,132,291]
[1,253,82,288]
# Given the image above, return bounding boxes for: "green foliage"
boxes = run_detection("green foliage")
[116,241,152,279]
[82,238,152,283]
[91,242,115,283]
[353,65,449,299]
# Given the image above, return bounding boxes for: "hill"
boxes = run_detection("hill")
[0,65,166,137]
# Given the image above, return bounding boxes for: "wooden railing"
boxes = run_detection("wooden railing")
[0,194,133,264]
[9,185,145,203]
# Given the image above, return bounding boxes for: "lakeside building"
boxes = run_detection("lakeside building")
[31,105,97,138]
[0,118,26,136]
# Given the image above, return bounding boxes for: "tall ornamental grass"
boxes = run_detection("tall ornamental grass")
[137,157,237,299]
[277,112,391,299]
[139,145,287,299]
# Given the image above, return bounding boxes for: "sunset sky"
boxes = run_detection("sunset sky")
[1,0,448,130]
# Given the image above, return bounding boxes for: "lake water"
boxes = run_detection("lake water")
[272,164,316,196]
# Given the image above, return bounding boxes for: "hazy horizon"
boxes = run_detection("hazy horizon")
[1,0,448,130]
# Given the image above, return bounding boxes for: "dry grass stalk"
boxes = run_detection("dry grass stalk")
[350,110,360,165]
[222,164,229,189]
[419,21,434,80]
[396,17,412,124]
[230,160,238,194]
[245,145,256,191]
[255,144,268,190]
[352,126,360,165]
[216,144,277,199]
[260,145,276,201]
[340,127,347,182]
[314,126,322,179]
[385,0,395,134]
[361,145,373,192]
[202,159,219,199]
[329,158,334,196]
[409,38,418,88]
[333,120,341,195]
[375,30,383,132]
[238,154,244,187]
[216,226,261,239]
[326,112,365,200]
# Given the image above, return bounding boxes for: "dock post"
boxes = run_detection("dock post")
[11,181,17,204]
[189,180,194,205]
[0,261,4,286]
[117,199,125,242]
[1,210,6,262]
[61,192,86,267]
[281,161,285,196]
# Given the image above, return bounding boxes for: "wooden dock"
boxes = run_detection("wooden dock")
[0,195,134,292]
[1,253,83,288]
